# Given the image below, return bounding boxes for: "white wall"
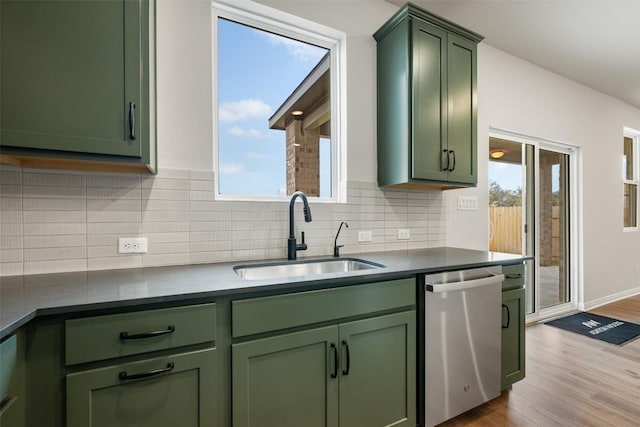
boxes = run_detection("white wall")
[448,44,640,306]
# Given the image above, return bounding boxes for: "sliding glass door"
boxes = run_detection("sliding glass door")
[538,148,571,309]
[489,132,576,317]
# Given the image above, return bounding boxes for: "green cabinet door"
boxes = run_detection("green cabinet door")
[338,311,416,427]
[0,0,153,166]
[501,288,526,389]
[66,348,217,427]
[412,19,448,182]
[374,4,482,189]
[232,326,339,427]
[446,33,477,185]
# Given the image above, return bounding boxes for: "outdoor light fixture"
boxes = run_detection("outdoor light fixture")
[490,150,506,159]
[291,110,304,120]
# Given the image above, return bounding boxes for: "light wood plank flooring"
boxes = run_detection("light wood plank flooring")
[439,295,640,426]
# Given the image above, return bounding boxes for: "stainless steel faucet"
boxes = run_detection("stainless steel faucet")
[288,191,312,260]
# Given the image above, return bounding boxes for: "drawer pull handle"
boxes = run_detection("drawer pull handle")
[341,340,350,376]
[120,325,175,340]
[442,149,449,171]
[119,362,175,381]
[505,274,523,279]
[129,102,136,140]
[502,304,511,329]
[330,343,338,379]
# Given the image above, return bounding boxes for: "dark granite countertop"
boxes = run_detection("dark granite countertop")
[0,247,527,340]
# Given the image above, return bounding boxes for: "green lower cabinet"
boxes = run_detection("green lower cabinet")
[66,348,217,427]
[501,287,526,389]
[0,333,25,427]
[338,311,416,427]
[232,311,416,427]
[0,394,23,426]
[232,326,339,427]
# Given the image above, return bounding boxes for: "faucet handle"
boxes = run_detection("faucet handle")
[296,231,308,251]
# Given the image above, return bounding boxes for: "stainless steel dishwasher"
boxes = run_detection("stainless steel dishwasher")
[424,266,504,427]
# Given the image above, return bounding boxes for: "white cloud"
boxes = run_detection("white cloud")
[219,99,272,123]
[262,32,327,63]
[228,127,263,138]
[492,162,509,172]
[247,151,263,159]
[219,163,246,175]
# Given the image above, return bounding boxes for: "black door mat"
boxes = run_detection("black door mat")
[544,312,640,345]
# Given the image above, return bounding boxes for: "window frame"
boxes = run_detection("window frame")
[623,127,640,231]
[211,0,347,203]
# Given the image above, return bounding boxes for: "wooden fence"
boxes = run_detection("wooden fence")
[489,206,560,264]
[489,206,522,254]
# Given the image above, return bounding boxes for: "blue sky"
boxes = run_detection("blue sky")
[489,161,522,191]
[489,159,561,192]
[217,18,330,197]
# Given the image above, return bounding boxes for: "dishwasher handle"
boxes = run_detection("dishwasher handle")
[426,274,505,293]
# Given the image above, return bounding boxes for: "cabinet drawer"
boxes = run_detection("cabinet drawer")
[65,303,216,365]
[66,348,217,427]
[232,278,415,338]
[502,264,525,291]
[0,396,21,426]
[0,335,17,402]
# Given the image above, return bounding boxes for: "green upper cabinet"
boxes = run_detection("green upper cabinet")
[374,4,482,189]
[0,0,156,173]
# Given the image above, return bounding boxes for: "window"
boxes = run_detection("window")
[623,128,640,229]
[212,1,346,201]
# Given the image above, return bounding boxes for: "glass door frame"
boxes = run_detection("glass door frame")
[489,128,582,322]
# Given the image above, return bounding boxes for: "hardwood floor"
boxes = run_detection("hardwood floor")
[438,295,640,427]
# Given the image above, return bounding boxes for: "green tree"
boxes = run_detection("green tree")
[489,181,522,207]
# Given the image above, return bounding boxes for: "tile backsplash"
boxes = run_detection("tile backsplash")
[0,166,447,276]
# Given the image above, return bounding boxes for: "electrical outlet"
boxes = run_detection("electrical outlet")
[457,195,479,211]
[118,237,148,254]
[397,229,410,240]
[358,230,373,242]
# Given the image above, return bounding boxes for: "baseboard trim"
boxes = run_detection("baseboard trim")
[580,286,640,311]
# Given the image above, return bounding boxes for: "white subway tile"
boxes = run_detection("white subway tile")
[24,259,87,275]
[86,187,141,200]
[87,199,141,212]
[87,222,141,235]
[0,262,23,276]
[24,223,86,236]
[23,198,86,211]
[141,188,189,201]
[24,235,85,249]
[142,253,190,267]
[24,172,85,187]
[0,249,22,263]
[0,185,22,197]
[86,174,141,188]
[142,221,190,233]
[23,185,85,199]
[23,211,86,223]
[189,170,215,181]
[87,210,141,223]
[88,256,142,271]
[141,177,190,190]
